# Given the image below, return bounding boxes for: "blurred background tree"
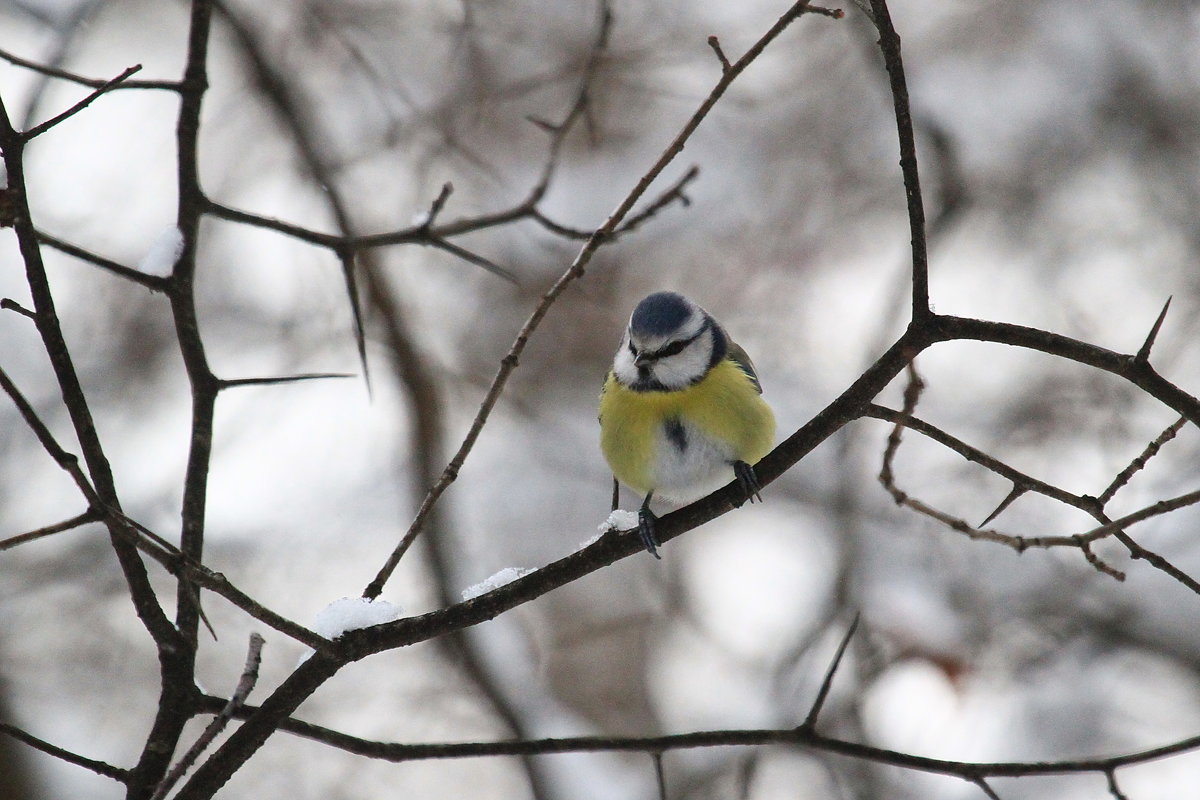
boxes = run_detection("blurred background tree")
[2,1,1200,799]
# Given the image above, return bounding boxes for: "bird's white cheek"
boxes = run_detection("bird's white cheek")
[652,338,713,389]
[612,345,639,385]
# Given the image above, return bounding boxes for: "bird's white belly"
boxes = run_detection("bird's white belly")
[649,419,736,503]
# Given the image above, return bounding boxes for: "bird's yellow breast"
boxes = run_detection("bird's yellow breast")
[598,359,776,496]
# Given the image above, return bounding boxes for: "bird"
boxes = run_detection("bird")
[599,291,776,558]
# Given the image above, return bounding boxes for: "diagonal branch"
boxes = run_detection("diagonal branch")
[23,65,143,139]
[150,634,266,800]
[0,722,129,782]
[363,0,840,599]
[0,509,100,551]
[0,45,177,90]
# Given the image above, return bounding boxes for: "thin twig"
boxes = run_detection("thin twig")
[971,776,1003,800]
[205,696,1200,782]
[0,45,177,90]
[867,0,929,323]
[1106,768,1129,800]
[34,229,171,291]
[1,297,37,318]
[0,364,98,501]
[0,722,129,781]
[150,633,265,800]
[1097,415,1187,505]
[801,613,861,729]
[24,65,143,138]
[0,509,100,551]
[653,752,668,800]
[363,0,836,599]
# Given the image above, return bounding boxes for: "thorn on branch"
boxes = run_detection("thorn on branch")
[429,237,517,283]
[978,484,1026,527]
[707,36,732,73]
[1135,295,1172,363]
[219,373,357,389]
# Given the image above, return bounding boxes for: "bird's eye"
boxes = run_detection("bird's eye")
[627,339,637,356]
[657,339,688,358]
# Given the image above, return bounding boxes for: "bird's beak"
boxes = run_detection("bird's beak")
[634,351,653,368]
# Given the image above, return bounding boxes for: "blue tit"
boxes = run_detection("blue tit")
[599,291,776,558]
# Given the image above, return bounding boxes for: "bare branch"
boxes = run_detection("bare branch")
[801,613,861,730]
[150,634,266,800]
[0,722,129,782]
[23,65,143,139]
[971,777,1003,800]
[35,228,171,292]
[0,509,100,552]
[0,297,37,318]
[0,363,99,502]
[1106,768,1129,800]
[0,45,177,90]
[203,698,1200,785]
[707,36,732,73]
[363,0,839,599]
[867,0,930,323]
[652,752,668,800]
[1097,415,1187,505]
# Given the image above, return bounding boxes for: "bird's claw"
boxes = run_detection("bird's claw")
[637,506,662,559]
[732,460,763,507]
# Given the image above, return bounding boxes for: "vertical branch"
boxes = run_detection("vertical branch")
[170,0,220,645]
[867,0,930,323]
[0,49,196,800]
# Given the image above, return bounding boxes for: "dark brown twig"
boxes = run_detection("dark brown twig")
[150,634,266,800]
[801,613,861,729]
[0,723,129,782]
[0,509,100,551]
[1097,415,1187,505]
[0,45,177,90]
[867,0,929,323]
[24,65,143,138]
[363,0,836,599]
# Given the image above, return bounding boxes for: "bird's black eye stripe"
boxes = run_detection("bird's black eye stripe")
[627,338,637,356]
[656,339,689,358]
[645,317,710,360]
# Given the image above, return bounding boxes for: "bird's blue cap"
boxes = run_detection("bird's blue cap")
[630,292,692,337]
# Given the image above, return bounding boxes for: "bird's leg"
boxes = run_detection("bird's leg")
[732,460,763,506]
[611,476,620,512]
[638,492,662,559]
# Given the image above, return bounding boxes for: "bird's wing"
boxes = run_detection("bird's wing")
[726,340,763,394]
